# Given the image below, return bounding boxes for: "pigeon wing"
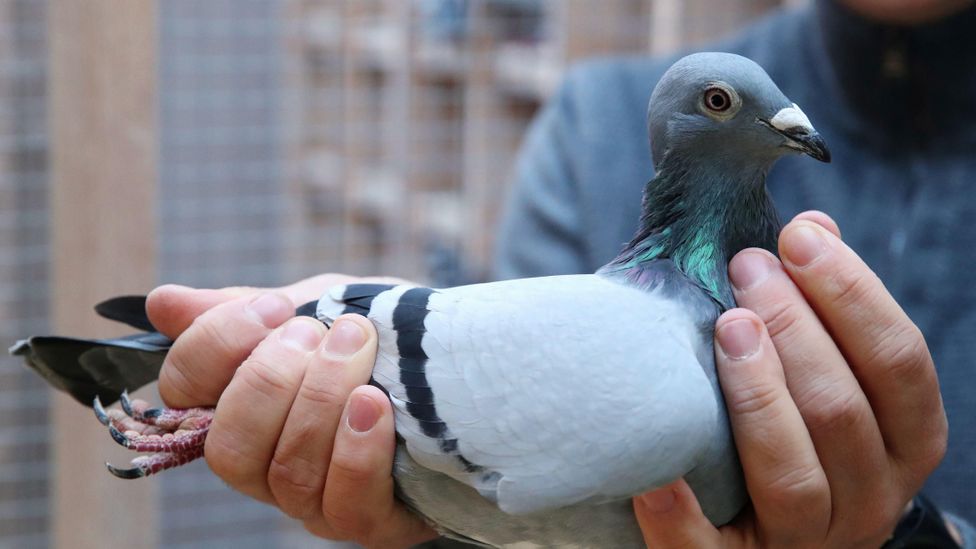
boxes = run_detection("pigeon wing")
[319,274,720,515]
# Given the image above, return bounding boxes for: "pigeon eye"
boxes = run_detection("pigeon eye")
[704,87,732,112]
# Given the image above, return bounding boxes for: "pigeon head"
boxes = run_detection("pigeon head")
[603,53,831,311]
[647,52,830,171]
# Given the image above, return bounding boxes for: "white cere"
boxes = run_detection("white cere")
[770,103,814,133]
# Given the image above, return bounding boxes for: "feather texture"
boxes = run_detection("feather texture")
[318,275,741,523]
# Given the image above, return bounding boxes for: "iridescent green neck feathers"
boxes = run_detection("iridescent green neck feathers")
[600,158,781,310]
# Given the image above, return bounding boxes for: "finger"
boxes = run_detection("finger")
[778,220,947,475]
[279,274,411,307]
[322,385,436,548]
[205,316,327,502]
[269,315,377,519]
[728,249,887,514]
[792,210,841,239]
[714,309,830,543]
[633,478,721,548]
[146,284,251,339]
[147,274,399,339]
[158,291,295,407]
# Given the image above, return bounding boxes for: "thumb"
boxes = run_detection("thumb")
[633,478,721,548]
[146,284,250,339]
[147,274,413,340]
[146,276,333,339]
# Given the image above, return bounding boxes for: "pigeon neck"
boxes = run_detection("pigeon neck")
[600,158,781,310]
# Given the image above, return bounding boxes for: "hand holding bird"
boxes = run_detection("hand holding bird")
[635,213,947,548]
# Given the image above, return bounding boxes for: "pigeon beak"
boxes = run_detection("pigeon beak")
[785,128,831,163]
[759,103,832,163]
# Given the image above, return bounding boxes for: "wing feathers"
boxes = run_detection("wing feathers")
[319,275,721,515]
[320,283,496,489]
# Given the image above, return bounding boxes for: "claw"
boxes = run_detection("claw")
[120,390,134,417]
[106,461,146,479]
[118,391,165,423]
[106,447,205,479]
[108,425,131,448]
[93,396,111,426]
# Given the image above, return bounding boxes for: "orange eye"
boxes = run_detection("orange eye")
[704,87,732,112]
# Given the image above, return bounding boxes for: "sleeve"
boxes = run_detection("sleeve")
[492,74,588,280]
[947,513,976,548]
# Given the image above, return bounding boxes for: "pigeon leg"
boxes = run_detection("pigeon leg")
[94,394,214,479]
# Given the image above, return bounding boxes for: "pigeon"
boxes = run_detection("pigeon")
[11,52,830,547]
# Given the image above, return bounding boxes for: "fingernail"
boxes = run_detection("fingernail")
[717,318,760,360]
[782,225,827,268]
[324,320,366,357]
[639,487,676,513]
[280,318,324,351]
[246,293,289,326]
[728,252,773,291]
[347,394,380,433]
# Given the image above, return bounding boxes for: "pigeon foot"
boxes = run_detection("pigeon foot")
[93,391,213,479]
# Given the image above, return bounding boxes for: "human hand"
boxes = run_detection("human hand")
[146,275,437,547]
[634,212,949,548]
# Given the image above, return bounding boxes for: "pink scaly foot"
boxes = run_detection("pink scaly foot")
[94,391,214,479]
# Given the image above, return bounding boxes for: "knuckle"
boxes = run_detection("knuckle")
[322,504,373,543]
[159,354,207,405]
[296,372,348,410]
[726,378,782,419]
[236,355,296,398]
[198,314,247,357]
[801,386,867,434]
[866,324,932,383]
[329,449,376,486]
[823,267,877,312]
[760,299,804,342]
[267,454,323,518]
[204,428,261,487]
[762,463,827,510]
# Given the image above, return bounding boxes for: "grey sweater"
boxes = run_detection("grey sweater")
[495,0,976,543]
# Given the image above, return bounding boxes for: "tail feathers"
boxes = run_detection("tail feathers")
[94,295,155,332]
[11,333,170,406]
[316,283,397,325]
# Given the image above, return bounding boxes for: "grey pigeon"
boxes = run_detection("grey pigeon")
[11,52,830,548]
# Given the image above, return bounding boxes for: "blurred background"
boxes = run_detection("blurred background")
[0,0,802,547]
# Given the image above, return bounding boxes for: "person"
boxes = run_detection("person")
[143,0,975,546]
